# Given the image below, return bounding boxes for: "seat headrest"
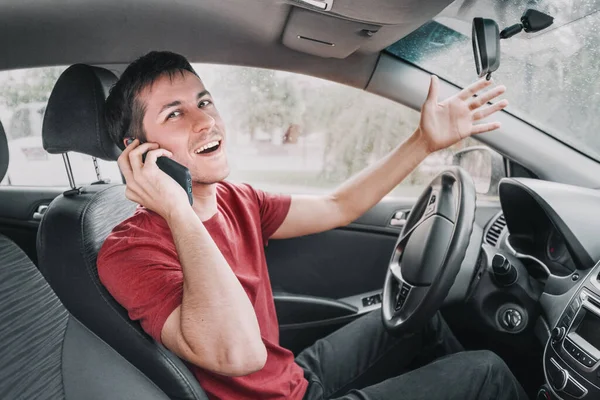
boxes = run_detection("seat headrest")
[42,64,121,161]
[0,120,8,183]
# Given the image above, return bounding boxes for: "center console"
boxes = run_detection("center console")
[544,269,600,399]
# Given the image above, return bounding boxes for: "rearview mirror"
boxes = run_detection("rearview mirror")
[472,18,500,80]
[472,9,554,79]
[452,146,505,196]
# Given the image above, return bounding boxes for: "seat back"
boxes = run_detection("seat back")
[37,64,206,400]
[0,119,168,400]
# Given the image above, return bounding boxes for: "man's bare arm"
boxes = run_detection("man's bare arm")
[272,76,508,239]
[161,207,266,377]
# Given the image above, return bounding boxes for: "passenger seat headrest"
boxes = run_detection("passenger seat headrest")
[42,64,121,161]
[0,121,8,183]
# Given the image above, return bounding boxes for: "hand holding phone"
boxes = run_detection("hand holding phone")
[141,152,193,205]
[118,138,194,216]
[129,137,193,206]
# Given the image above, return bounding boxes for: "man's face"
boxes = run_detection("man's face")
[139,70,229,185]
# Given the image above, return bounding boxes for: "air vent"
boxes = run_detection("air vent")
[485,214,506,247]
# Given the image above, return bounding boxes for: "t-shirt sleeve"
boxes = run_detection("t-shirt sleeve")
[252,187,291,244]
[97,219,183,344]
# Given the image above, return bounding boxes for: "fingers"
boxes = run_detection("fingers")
[458,78,493,101]
[473,100,509,121]
[425,75,440,104]
[124,187,142,204]
[117,138,139,182]
[117,139,165,206]
[128,142,160,172]
[143,148,173,167]
[468,85,506,110]
[471,122,501,135]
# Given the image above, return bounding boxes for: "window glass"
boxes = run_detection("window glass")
[194,64,501,198]
[387,0,600,161]
[0,66,122,187]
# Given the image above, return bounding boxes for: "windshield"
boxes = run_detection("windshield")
[387,0,600,161]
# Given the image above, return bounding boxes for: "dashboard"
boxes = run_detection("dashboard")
[490,178,600,399]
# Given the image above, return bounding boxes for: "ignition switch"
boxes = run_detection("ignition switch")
[501,308,523,330]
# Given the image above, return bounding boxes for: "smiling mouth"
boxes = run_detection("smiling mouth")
[194,140,222,155]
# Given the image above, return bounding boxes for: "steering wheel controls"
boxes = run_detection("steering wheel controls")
[394,283,411,311]
[491,253,517,286]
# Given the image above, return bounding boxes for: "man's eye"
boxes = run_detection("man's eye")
[167,110,182,120]
[198,100,212,108]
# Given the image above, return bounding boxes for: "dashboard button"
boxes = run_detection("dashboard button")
[586,358,594,367]
[570,300,579,313]
[564,340,574,352]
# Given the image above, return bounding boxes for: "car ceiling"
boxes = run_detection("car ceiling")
[1,0,451,88]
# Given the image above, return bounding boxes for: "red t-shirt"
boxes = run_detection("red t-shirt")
[97,181,308,400]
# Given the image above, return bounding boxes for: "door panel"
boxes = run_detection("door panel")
[0,186,64,264]
[266,199,413,353]
[267,228,398,299]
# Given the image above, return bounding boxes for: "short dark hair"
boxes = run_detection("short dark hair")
[104,51,198,148]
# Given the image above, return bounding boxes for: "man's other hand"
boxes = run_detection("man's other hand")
[118,139,191,220]
[418,76,509,153]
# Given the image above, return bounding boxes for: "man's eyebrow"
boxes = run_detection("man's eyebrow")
[158,91,211,115]
[159,100,182,115]
[197,90,211,99]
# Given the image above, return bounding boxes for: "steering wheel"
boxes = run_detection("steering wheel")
[382,167,476,335]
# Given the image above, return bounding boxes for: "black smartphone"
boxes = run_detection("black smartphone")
[140,148,193,206]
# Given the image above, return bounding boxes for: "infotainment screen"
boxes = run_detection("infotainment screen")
[576,310,600,350]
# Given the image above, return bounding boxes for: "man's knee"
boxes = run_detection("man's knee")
[470,350,509,373]
[467,349,519,392]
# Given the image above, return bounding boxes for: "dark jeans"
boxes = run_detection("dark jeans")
[296,310,529,400]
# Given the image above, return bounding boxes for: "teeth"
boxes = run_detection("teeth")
[194,140,220,154]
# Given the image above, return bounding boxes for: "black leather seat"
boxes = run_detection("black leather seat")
[37,64,207,400]
[0,119,169,400]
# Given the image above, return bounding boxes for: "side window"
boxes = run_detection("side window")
[0,67,122,186]
[194,64,501,199]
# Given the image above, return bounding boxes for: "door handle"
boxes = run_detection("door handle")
[390,210,409,227]
[32,205,48,221]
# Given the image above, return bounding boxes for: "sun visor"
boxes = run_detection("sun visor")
[282,7,380,58]
[283,0,452,58]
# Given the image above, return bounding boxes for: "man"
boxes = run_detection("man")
[98,51,527,400]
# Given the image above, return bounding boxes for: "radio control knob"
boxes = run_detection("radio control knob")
[551,326,566,341]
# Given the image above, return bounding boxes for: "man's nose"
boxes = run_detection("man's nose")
[191,108,215,133]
